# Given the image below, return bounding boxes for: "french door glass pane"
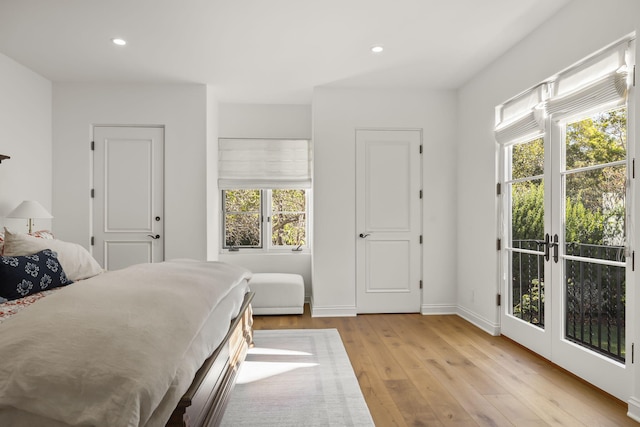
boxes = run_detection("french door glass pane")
[511,179,544,247]
[512,138,544,179]
[565,109,626,171]
[511,251,545,327]
[509,137,545,328]
[565,164,626,261]
[563,108,626,362]
[565,259,625,361]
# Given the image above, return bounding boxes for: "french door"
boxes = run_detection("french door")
[501,107,630,400]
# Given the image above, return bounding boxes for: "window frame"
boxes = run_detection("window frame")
[221,189,311,253]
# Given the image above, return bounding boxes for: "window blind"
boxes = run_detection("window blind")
[495,85,546,145]
[495,106,546,145]
[218,138,312,189]
[495,38,633,144]
[546,68,629,121]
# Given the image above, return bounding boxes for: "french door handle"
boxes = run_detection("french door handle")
[552,234,559,263]
[147,234,160,240]
[544,233,550,261]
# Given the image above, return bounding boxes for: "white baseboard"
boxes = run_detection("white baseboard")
[628,397,640,422]
[309,298,357,317]
[421,304,457,315]
[456,305,501,336]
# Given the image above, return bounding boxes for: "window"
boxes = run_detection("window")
[223,189,309,251]
[218,137,312,252]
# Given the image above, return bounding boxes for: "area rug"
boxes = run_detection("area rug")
[220,329,374,426]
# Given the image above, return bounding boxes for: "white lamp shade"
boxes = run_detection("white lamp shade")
[7,200,53,219]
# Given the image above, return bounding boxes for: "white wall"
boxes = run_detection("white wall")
[52,83,208,260]
[456,0,640,416]
[217,103,313,297]
[0,53,52,232]
[206,86,220,260]
[312,87,457,316]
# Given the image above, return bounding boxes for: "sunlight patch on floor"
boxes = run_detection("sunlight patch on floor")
[247,346,311,357]
[236,345,317,384]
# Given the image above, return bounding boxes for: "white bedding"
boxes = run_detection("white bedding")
[0,260,251,427]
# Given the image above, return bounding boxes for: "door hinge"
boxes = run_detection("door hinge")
[632,343,635,363]
[419,280,423,289]
[633,251,635,271]
[497,238,502,250]
[419,145,423,154]
[633,158,636,179]
[633,65,636,87]
[497,294,501,306]
[91,140,95,151]
[419,190,423,199]
[496,183,502,195]
[419,235,423,244]
[90,236,95,246]
[90,188,95,198]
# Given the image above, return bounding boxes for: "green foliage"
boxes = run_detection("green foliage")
[224,189,306,248]
[512,138,544,180]
[513,279,544,325]
[511,182,544,241]
[271,189,306,246]
[224,190,261,247]
[566,109,626,170]
[510,108,627,335]
[565,195,604,245]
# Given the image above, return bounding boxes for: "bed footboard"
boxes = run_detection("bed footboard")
[166,292,254,427]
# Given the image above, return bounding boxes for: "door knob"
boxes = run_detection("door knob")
[359,233,370,238]
[147,234,160,239]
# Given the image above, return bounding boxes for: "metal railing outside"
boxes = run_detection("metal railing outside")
[511,240,625,362]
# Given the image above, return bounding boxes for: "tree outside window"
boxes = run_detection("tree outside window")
[223,189,308,250]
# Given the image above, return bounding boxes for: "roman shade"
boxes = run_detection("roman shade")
[495,85,546,145]
[545,68,629,121]
[495,39,633,144]
[218,138,312,189]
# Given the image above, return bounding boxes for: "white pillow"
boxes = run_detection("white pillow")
[3,228,104,281]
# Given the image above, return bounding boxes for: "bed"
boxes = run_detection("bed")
[0,229,254,427]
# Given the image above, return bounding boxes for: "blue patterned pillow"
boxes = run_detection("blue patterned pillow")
[0,249,73,301]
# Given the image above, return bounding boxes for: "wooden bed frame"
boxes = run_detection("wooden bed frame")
[166,292,254,427]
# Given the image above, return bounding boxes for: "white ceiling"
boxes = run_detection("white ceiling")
[0,0,570,104]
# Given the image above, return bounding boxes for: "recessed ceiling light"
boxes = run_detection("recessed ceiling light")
[111,38,127,46]
[371,45,384,54]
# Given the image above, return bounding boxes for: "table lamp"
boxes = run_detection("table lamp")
[7,200,53,234]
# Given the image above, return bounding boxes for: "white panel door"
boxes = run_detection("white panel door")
[92,126,164,270]
[356,129,422,313]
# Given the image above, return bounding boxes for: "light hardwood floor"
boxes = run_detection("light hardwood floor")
[253,305,637,427]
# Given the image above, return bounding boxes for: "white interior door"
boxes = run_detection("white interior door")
[92,126,164,271]
[356,129,422,313]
